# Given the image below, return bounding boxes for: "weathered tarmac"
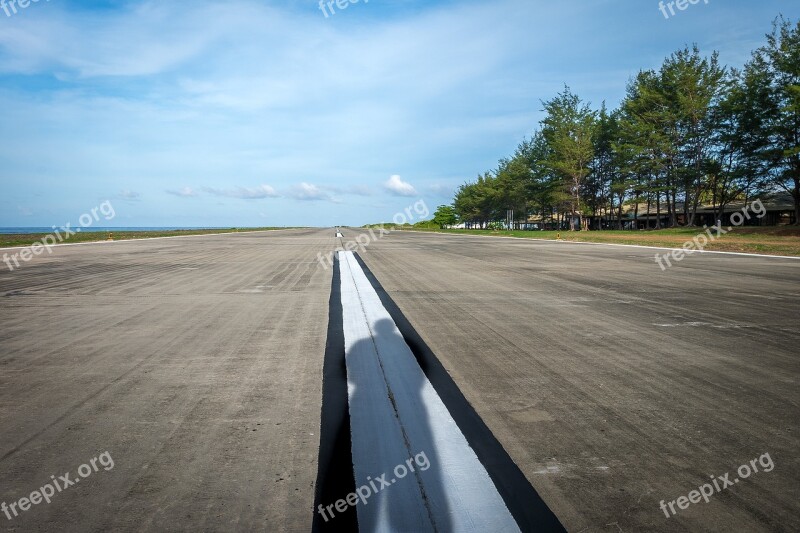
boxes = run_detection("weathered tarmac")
[1,228,798,532]
[1,230,333,532]
[358,229,800,532]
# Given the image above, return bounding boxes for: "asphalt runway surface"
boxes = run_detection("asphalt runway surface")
[0,228,798,532]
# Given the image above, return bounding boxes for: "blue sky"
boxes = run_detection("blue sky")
[1,0,797,228]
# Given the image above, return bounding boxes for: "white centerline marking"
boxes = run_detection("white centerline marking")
[339,251,520,533]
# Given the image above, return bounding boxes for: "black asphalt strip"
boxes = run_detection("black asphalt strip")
[313,253,566,532]
[312,255,358,532]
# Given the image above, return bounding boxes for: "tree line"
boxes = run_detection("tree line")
[446,17,800,230]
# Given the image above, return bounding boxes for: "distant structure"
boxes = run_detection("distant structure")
[504,192,797,231]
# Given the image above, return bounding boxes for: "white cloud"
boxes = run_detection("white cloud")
[323,184,374,197]
[290,182,335,202]
[203,184,279,199]
[166,187,197,197]
[348,185,374,197]
[117,189,142,201]
[384,175,417,197]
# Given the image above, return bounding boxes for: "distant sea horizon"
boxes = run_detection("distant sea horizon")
[0,227,245,234]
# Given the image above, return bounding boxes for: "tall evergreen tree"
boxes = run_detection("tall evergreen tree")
[541,87,597,230]
[757,17,800,224]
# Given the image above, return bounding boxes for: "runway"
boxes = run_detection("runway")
[1,227,798,531]
[0,229,334,531]
[356,229,800,532]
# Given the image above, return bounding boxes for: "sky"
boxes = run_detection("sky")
[0,0,798,228]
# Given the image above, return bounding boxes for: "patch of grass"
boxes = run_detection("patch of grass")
[405,227,800,257]
[0,227,294,248]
